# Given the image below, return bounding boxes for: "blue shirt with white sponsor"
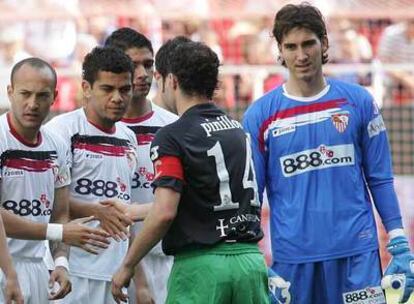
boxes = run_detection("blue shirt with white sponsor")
[243,78,402,263]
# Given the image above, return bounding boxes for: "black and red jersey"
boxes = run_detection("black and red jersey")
[150,103,263,255]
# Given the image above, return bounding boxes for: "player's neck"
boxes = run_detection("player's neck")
[285,74,327,98]
[177,95,209,116]
[123,98,152,119]
[7,112,41,146]
[84,108,116,133]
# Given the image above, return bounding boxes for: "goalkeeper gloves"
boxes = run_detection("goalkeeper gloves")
[268,268,291,304]
[382,235,414,303]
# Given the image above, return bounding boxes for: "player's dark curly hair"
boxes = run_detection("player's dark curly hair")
[82,47,134,85]
[272,2,329,65]
[155,36,191,78]
[168,41,219,100]
[104,27,153,54]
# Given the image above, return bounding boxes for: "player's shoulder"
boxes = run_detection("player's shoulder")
[0,112,9,132]
[152,117,182,146]
[152,102,179,124]
[244,85,284,119]
[0,113,12,146]
[116,121,135,136]
[40,126,70,153]
[329,78,372,101]
[46,108,84,132]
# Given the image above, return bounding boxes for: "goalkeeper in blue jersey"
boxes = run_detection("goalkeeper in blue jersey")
[243,3,414,304]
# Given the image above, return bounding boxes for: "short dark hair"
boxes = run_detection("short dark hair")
[82,46,134,85]
[155,36,191,78]
[10,57,57,88]
[273,2,329,65]
[168,41,219,100]
[104,27,153,54]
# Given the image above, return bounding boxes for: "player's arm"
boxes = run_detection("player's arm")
[360,94,414,303]
[112,187,179,303]
[0,213,23,304]
[99,199,152,222]
[360,95,402,233]
[69,197,133,241]
[48,185,71,300]
[1,208,110,250]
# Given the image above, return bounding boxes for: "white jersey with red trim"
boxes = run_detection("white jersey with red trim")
[46,108,138,281]
[121,102,177,255]
[0,113,70,259]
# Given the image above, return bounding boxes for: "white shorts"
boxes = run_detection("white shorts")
[61,275,121,304]
[0,257,49,304]
[128,253,173,304]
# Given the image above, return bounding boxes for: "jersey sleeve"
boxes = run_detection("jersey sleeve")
[45,117,73,170]
[54,139,71,189]
[150,127,184,193]
[242,105,266,204]
[360,93,403,231]
[124,127,139,179]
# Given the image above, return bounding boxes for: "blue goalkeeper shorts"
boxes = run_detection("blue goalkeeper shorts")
[271,250,386,304]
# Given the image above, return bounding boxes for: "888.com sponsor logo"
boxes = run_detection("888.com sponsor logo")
[2,193,52,217]
[131,167,154,189]
[74,177,130,201]
[342,286,385,304]
[280,144,355,177]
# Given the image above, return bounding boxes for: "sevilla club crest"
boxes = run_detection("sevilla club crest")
[331,113,349,133]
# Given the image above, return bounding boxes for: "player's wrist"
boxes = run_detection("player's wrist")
[46,223,63,241]
[387,235,410,256]
[54,256,69,271]
[389,228,406,240]
[2,265,18,279]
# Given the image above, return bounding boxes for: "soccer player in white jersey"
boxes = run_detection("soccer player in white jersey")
[0,57,71,303]
[46,46,142,304]
[104,27,177,304]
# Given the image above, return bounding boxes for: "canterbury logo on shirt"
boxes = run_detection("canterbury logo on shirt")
[280,144,355,177]
[71,134,133,157]
[1,150,57,172]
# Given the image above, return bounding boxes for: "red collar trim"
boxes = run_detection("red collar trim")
[121,111,154,123]
[87,119,116,134]
[7,113,42,147]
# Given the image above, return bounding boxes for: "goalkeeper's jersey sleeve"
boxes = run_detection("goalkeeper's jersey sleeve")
[243,78,402,263]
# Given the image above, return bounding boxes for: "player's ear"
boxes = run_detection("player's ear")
[82,80,92,99]
[51,89,58,105]
[154,70,161,80]
[321,35,329,53]
[171,74,179,90]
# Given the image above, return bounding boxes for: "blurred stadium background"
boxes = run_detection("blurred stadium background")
[0,0,413,302]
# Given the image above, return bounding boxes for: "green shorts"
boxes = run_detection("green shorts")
[166,242,269,304]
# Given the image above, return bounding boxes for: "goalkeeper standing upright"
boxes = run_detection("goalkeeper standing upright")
[243,3,414,304]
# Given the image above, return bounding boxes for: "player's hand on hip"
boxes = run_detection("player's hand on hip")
[95,200,133,241]
[63,216,111,254]
[111,265,134,304]
[48,266,72,300]
[4,271,23,304]
[268,268,291,304]
[382,235,414,303]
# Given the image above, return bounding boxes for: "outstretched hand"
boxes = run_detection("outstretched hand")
[63,216,111,254]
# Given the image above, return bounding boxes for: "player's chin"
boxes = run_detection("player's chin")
[108,111,126,122]
[133,89,150,99]
[22,119,43,130]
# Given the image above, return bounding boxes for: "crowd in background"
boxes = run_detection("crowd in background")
[0,0,414,115]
